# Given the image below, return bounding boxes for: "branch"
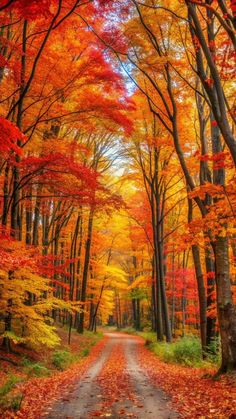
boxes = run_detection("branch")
[0,0,16,12]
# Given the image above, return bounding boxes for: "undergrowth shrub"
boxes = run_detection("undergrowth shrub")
[81,348,89,357]
[171,336,202,365]
[142,333,203,366]
[52,349,72,370]
[21,358,50,377]
[0,375,23,412]
[10,393,23,411]
[0,393,23,411]
[27,363,50,377]
[0,375,22,398]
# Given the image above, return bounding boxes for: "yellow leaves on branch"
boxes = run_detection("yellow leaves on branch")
[91,261,128,288]
[128,274,151,290]
[0,267,74,349]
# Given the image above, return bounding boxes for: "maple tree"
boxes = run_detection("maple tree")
[0,2,236,410]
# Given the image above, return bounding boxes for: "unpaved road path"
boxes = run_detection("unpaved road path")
[44,333,179,419]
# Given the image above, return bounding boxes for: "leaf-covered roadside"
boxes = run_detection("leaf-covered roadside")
[137,338,236,418]
[2,333,107,419]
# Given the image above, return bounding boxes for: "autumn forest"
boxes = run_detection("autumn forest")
[0,0,236,418]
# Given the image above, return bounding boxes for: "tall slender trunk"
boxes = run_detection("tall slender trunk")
[68,213,81,344]
[77,207,94,334]
[32,186,42,246]
[157,236,172,342]
[26,186,32,245]
[151,258,157,331]
[74,213,83,329]
[2,164,9,227]
[188,196,207,353]
[204,249,216,347]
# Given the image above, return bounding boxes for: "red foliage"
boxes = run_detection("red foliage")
[0,117,25,158]
[166,268,199,325]
[230,0,236,17]
[19,152,100,205]
[9,0,54,20]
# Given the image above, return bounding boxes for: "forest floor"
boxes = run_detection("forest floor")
[1,331,236,418]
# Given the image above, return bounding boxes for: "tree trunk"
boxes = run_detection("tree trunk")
[213,237,236,372]
[77,207,94,334]
[2,164,9,227]
[188,196,207,353]
[191,244,207,353]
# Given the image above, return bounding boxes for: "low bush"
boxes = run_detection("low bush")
[171,336,202,365]
[0,375,22,398]
[21,357,50,377]
[10,393,23,411]
[0,393,23,411]
[52,349,72,370]
[139,333,204,367]
[27,363,50,377]
[0,375,23,412]
[81,348,89,357]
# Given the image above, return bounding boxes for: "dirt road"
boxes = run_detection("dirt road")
[44,333,179,419]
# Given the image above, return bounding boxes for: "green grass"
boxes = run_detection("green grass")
[52,330,103,370]
[0,393,23,411]
[81,348,90,357]
[142,332,203,366]
[52,346,91,371]
[21,357,51,377]
[119,327,137,334]
[0,375,24,411]
[28,363,51,377]
[147,333,219,367]
[52,349,72,370]
[152,336,202,366]
[84,330,103,340]
[9,394,23,411]
[0,375,22,398]
[121,329,220,368]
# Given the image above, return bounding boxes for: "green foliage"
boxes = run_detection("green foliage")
[27,363,50,377]
[119,327,137,334]
[139,332,204,367]
[205,338,221,365]
[129,289,147,300]
[21,357,33,367]
[81,348,89,357]
[52,349,72,370]
[0,375,22,398]
[49,330,103,370]
[84,330,103,342]
[0,375,23,412]
[52,346,91,370]
[170,337,202,365]
[0,393,23,411]
[8,394,23,411]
